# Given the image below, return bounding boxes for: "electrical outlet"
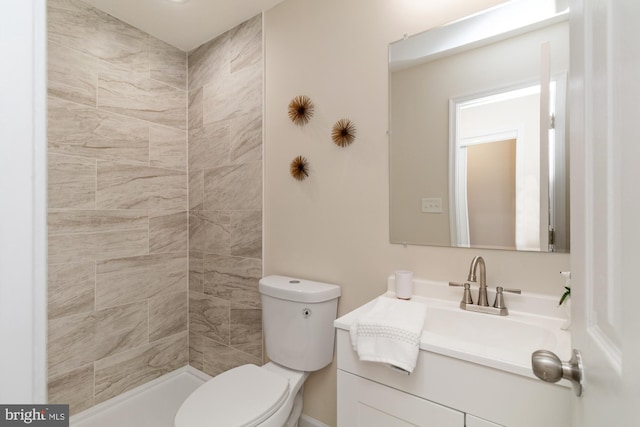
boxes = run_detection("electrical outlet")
[421,197,443,213]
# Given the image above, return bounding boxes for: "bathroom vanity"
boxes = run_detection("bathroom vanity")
[334,278,571,427]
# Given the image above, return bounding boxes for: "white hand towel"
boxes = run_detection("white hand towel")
[349,297,426,374]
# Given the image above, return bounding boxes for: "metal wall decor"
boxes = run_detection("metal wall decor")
[290,155,310,181]
[288,95,315,126]
[331,118,356,147]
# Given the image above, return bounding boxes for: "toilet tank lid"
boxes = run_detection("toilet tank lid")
[259,275,341,303]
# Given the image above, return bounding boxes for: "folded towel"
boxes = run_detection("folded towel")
[349,297,427,374]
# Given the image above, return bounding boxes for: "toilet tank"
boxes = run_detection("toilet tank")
[259,275,341,372]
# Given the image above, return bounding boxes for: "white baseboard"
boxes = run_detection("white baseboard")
[299,414,330,427]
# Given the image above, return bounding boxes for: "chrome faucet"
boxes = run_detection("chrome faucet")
[468,256,489,307]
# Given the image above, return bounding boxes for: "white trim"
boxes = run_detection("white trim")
[299,414,331,427]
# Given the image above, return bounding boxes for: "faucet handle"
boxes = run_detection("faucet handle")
[449,282,474,305]
[493,286,521,309]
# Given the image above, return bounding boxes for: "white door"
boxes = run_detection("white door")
[568,0,640,425]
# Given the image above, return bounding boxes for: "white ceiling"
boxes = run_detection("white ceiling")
[80,0,285,52]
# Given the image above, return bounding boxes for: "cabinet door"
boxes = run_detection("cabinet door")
[337,370,464,427]
[466,414,503,427]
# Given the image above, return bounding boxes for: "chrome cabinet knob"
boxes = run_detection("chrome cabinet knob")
[531,349,583,396]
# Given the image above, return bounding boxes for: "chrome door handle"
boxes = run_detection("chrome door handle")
[531,349,583,396]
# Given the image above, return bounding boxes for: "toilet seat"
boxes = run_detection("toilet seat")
[174,364,289,427]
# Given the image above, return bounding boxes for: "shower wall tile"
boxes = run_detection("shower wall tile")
[48,312,96,377]
[149,291,188,342]
[201,338,260,378]
[47,228,148,264]
[48,154,96,209]
[189,291,230,344]
[94,332,188,404]
[150,36,187,90]
[47,42,97,107]
[230,210,262,259]
[97,62,186,130]
[48,262,95,320]
[202,65,262,125]
[149,125,187,171]
[203,162,262,211]
[95,252,188,310]
[188,211,230,254]
[48,209,147,235]
[48,0,150,74]
[187,33,229,92]
[189,251,204,293]
[48,364,94,415]
[188,88,203,130]
[96,161,187,210]
[48,0,189,411]
[230,303,262,359]
[149,211,188,254]
[188,331,204,371]
[230,114,262,163]
[229,15,262,74]
[188,121,230,171]
[189,170,204,211]
[203,254,262,308]
[95,301,149,360]
[48,97,149,164]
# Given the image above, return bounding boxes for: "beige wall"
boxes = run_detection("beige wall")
[47,0,188,414]
[264,0,569,425]
[187,15,265,376]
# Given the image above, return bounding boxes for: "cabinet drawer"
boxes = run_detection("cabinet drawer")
[338,370,464,427]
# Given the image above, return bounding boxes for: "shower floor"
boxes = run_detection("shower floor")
[71,366,210,427]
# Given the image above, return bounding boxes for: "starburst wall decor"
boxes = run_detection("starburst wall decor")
[331,118,357,147]
[290,155,310,181]
[288,95,314,126]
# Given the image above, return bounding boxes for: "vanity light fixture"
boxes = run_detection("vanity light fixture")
[166,0,190,4]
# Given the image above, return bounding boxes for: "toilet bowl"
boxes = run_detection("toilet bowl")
[174,275,341,427]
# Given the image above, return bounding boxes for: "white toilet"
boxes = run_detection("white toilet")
[175,275,341,427]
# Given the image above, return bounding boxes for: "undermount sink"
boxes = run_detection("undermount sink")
[334,277,572,380]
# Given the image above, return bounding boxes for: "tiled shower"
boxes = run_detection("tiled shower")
[46,0,263,415]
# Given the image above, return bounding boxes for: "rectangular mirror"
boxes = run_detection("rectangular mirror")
[389,0,570,252]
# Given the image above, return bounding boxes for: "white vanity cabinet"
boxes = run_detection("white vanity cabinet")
[335,329,570,427]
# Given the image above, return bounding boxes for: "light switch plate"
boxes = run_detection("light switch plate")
[421,197,443,213]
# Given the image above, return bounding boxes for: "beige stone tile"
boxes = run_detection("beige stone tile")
[96,252,187,310]
[230,303,262,359]
[94,332,188,403]
[229,14,262,74]
[149,291,187,342]
[203,162,262,211]
[48,364,94,415]
[230,114,262,164]
[150,36,186,90]
[189,170,204,211]
[48,97,149,164]
[230,210,262,259]
[48,262,95,320]
[188,211,230,254]
[149,125,187,171]
[189,291,229,344]
[202,337,261,377]
[203,254,262,308]
[48,209,147,235]
[47,228,148,265]
[149,211,188,254]
[187,32,229,92]
[48,0,149,74]
[48,153,96,209]
[189,251,204,293]
[95,301,148,360]
[48,42,97,106]
[96,161,187,210]
[98,62,186,130]
[188,121,230,171]
[188,88,203,130]
[202,64,261,125]
[188,331,204,371]
[48,312,95,377]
